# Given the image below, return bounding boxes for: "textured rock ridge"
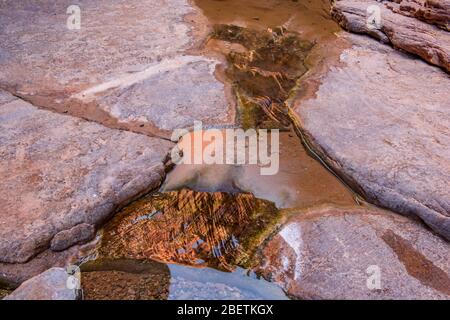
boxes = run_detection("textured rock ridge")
[330,0,450,71]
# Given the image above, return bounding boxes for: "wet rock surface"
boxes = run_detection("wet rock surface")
[4,267,79,300]
[210,23,313,130]
[331,0,450,71]
[167,264,287,300]
[195,0,341,42]
[0,289,12,300]
[79,258,287,300]
[165,12,356,209]
[294,33,450,240]
[0,97,172,272]
[163,131,357,209]
[0,0,234,138]
[257,206,450,299]
[81,259,171,300]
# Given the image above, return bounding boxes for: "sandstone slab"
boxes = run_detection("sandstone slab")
[50,223,95,252]
[0,0,234,138]
[4,268,78,300]
[331,0,450,71]
[384,0,450,30]
[0,243,90,287]
[257,206,450,299]
[0,97,173,266]
[294,34,450,240]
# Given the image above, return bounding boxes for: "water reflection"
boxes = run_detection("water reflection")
[168,264,287,300]
[81,258,287,300]
[97,189,281,271]
[163,131,355,208]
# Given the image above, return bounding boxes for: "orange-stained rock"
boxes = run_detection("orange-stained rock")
[0,0,235,138]
[256,206,450,299]
[384,0,450,30]
[0,96,172,268]
[293,34,450,240]
[331,0,450,71]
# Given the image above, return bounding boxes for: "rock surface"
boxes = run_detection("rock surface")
[294,33,450,240]
[0,90,16,106]
[0,96,173,266]
[50,223,95,252]
[4,268,79,300]
[330,0,450,71]
[0,243,90,287]
[0,0,234,138]
[384,0,450,30]
[257,206,450,299]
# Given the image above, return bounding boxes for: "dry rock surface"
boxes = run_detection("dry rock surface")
[294,34,450,240]
[0,0,234,138]
[331,0,450,71]
[257,206,450,299]
[0,95,172,282]
[4,267,79,300]
[384,0,450,30]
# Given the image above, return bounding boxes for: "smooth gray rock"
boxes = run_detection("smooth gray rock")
[0,97,173,265]
[4,268,78,300]
[331,0,450,71]
[293,34,450,240]
[0,0,234,138]
[258,206,450,299]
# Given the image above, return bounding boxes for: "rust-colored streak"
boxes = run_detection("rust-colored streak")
[382,230,450,295]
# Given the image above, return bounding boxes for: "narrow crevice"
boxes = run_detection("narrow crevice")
[3,89,174,142]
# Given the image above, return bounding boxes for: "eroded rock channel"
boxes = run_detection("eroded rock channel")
[1,0,449,300]
[78,0,363,300]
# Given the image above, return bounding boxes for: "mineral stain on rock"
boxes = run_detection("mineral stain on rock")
[97,189,282,271]
[382,230,450,296]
